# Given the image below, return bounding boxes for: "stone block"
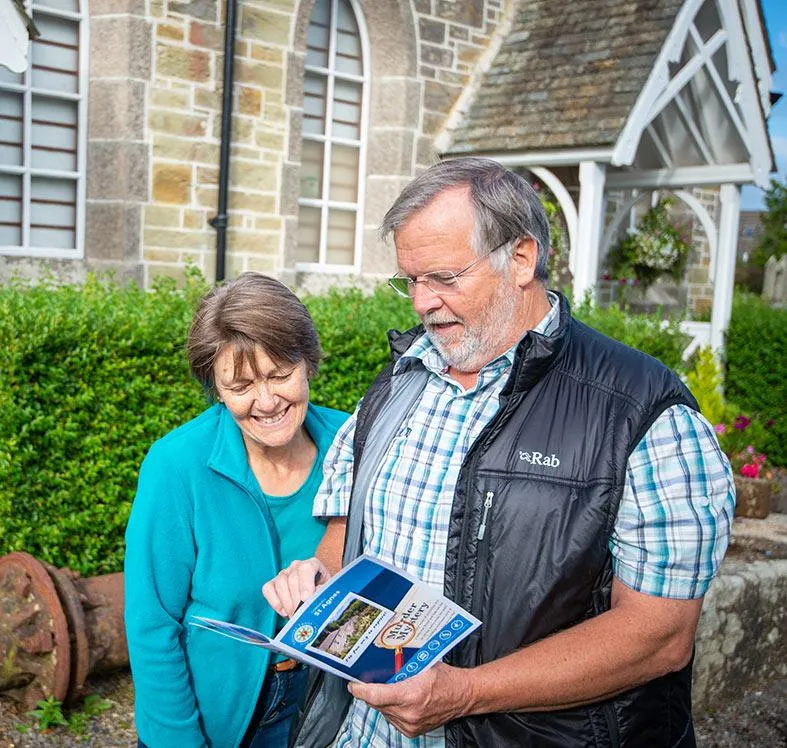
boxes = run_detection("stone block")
[251,44,284,65]
[170,0,218,22]
[363,175,412,226]
[84,202,142,262]
[89,16,151,80]
[423,79,463,115]
[144,228,211,250]
[239,86,262,115]
[144,249,180,263]
[89,0,146,15]
[419,18,446,44]
[153,163,193,204]
[235,59,283,90]
[87,142,149,201]
[146,262,188,287]
[149,110,209,137]
[228,230,279,253]
[196,186,218,209]
[734,477,773,520]
[284,52,305,107]
[367,129,414,175]
[190,21,224,50]
[232,145,263,161]
[416,135,439,167]
[360,226,395,275]
[145,205,181,227]
[183,209,207,230]
[228,161,277,192]
[156,44,211,82]
[229,190,276,213]
[456,43,483,66]
[448,24,469,41]
[157,23,184,42]
[88,79,146,140]
[246,254,277,273]
[435,0,483,28]
[195,87,221,110]
[419,43,454,68]
[153,135,220,164]
[197,166,219,185]
[277,161,299,216]
[370,77,421,130]
[242,7,291,46]
[150,87,191,110]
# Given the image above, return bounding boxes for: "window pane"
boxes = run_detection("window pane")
[303,73,327,135]
[306,0,330,69]
[32,15,80,94]
[329,144,358,202]
[38,0,80,11]
[300,139,324,199]
[326,209,355,265]
[332,79,361,140]
[31,97,78,171]
[0,173,22,245]
[30,177,76,248]
[335,0,362,76]
[296,205,321,263]
[0,92,24,166]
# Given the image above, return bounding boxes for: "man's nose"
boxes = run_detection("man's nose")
[410,281,442,316]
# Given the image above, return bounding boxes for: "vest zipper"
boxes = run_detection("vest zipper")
[602,701,621,748]
[471,490,495,664]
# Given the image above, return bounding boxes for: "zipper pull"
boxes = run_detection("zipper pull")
[477,491,495,540]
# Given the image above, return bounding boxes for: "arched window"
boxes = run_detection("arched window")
[0,0,88,258]
[296,0,368,271]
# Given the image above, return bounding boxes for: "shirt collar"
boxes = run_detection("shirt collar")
[396,290,561,378]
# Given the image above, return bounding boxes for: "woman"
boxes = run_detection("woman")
[124,273,348,748]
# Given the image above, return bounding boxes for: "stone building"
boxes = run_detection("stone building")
[0,0,777,350]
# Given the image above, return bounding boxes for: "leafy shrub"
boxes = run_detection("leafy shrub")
[0,275,696,576]
[0,271,209,574]
[685,347,725,426]
[573,297,689,375]
[304,286,417,413]
[724,292,787,466]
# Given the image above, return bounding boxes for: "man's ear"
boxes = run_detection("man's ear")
[511,236,540,287]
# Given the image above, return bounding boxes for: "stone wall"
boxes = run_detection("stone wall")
[141,0,512,287]
[693,555,787,713]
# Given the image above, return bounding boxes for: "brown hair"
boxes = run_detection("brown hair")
[187,272,321,397]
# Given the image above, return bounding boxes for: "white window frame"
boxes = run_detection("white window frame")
[0,0,88,260]
[296,0,370,274]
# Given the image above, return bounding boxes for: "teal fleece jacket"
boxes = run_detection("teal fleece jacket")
[124,402,348,748]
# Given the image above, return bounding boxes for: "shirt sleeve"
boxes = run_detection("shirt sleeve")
[610,403,735,599]
[313,406,358,518]
[124,448,208,747]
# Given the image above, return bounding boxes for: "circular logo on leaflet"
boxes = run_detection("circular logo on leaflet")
[293,624,315,644]
[451,619,464,631]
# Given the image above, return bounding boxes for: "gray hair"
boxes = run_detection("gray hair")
[187,272,321,397]
[380,157,550,282]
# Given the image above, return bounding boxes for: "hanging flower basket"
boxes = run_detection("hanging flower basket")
[607,198,692,288]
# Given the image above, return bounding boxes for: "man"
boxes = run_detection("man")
[263,158,735,747]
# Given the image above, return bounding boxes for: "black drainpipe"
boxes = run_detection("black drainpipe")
[209,0,239,282]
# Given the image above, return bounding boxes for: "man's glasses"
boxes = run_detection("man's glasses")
[387,242,509,298]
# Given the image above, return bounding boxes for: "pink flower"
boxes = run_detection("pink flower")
[741,463,759,478]
[714,423,727,435]
[746,445,755,454]
[733,415,751,431]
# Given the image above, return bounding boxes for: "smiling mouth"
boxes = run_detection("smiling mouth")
[251,406,290,425]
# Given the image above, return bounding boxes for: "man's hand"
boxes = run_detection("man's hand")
[262,557,330,617]
[348,663,471,738]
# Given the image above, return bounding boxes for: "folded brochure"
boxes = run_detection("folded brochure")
[190,554,481,684]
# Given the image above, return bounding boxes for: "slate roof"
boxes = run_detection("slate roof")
[446,0,685,155]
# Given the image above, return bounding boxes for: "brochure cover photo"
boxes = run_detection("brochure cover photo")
[191,555,481,684]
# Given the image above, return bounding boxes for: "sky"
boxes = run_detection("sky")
[741,0,787,210]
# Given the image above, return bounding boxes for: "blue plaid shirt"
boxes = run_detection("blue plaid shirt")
[314,297,735,748]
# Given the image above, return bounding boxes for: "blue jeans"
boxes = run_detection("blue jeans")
[247,666,309,748]
[136,666,308,748]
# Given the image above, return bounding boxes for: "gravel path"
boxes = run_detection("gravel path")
[1,670,785,746]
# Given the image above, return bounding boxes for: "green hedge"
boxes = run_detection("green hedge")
[0,277,691,576]
[724,292,787,466]
[0,273,209,574]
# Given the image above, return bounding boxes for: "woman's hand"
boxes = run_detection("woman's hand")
[262,557,331,617]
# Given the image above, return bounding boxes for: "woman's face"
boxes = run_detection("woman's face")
[213,345,310,452]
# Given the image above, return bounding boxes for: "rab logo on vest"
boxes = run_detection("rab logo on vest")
[519,451,560,467]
